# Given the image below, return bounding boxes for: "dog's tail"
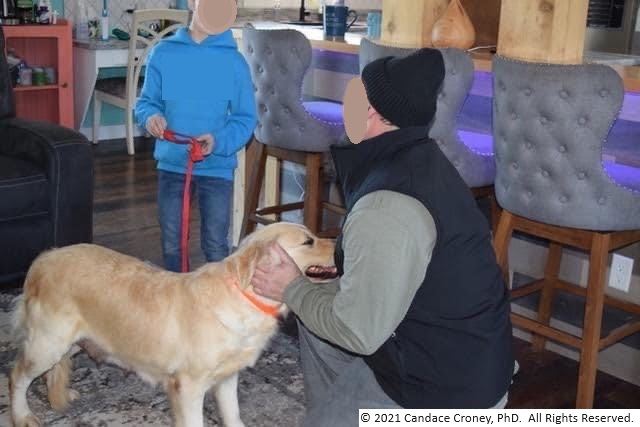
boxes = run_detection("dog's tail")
[10,293,27,345]
[45,353,77,412]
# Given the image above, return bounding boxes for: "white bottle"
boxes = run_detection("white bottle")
[75,0,90,40]
[100,9,109,41]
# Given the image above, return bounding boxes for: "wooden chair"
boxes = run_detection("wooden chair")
[492,55,640,408]
[92,9,189,155]
[239,27,346,240]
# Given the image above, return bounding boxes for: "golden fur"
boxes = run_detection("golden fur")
[9,222,335,427]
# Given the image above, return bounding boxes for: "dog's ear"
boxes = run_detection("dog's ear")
[232,240,273,289]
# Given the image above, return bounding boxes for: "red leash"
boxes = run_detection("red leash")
[162,129,205,273]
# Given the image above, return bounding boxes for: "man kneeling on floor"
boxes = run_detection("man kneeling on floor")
[250,48,515,426]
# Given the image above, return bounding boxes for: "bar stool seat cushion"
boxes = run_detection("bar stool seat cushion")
[457,130,493,155]
[603,161,640,192]
[303,101,344,125]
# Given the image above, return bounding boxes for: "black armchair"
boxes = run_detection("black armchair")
[0,25,94,283]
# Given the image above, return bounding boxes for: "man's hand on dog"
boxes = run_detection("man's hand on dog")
[251,243,302,302]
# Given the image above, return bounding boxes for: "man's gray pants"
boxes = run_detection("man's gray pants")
[296,320,511,427]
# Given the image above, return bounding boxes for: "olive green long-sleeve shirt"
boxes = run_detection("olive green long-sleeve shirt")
[283,190,437,355]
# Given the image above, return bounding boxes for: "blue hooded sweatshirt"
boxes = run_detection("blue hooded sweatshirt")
[135,27,257,180]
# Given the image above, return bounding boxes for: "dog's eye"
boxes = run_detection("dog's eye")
[303,238,314,246]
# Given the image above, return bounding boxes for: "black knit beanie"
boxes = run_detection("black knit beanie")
[361,48,445,128]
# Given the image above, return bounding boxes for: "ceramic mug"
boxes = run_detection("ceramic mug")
[323,5,357,40]
[367,10,381,39]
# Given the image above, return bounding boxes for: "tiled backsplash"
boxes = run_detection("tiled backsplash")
[65,0,173,31]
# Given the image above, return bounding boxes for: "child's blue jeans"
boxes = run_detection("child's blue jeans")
[157,170,233,272]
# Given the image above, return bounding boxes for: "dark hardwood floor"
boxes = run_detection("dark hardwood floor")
[26,138,640,409]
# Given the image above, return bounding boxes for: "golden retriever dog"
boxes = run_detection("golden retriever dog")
[9,222,337,427]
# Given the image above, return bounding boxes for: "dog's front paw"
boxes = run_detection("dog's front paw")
[14,414,42,427]
[68,389,80,403]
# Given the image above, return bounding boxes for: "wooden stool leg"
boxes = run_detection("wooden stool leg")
[493,210,514,289]
[240,141,267,240]
[489,193,502,233]
[303,153,322,234]
[576,232,610,409]
[532,242,562,351]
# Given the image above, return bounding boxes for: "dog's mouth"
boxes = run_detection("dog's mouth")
[305,265,339,281]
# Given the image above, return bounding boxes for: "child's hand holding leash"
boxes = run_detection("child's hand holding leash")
[146,114,167,138]
[196,134,215,156]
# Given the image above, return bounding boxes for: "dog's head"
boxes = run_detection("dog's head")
[232,222,338,290]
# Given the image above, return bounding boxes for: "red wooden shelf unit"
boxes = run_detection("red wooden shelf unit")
[2,19,74,129]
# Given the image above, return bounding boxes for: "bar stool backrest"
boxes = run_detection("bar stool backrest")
[242,27,343,152]
[359,39,495,188]
[492,55,640,230]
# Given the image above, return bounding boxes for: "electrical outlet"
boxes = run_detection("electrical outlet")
[608,254,634,292]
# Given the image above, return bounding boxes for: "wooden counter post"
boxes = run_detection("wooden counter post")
[381,0,449,47]
[497,0,589,64]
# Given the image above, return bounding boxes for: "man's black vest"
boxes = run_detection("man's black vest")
[331,127,514,408]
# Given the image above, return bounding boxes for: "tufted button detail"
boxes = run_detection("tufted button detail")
[265,47,273,55]
[450,68,457,76]
[541,169,549,178]
[600,89,609,98]
[524,88,532,96]
[498,81,506,91]
[527,190,533,198]
[511,111,519,120]
[274,124,281,131]
[511,162,519,170]
[257,65,264,74]
[259,104,267,113]
[525,140,533,150]
[598,196,607,205]
[559,195,568,203]
[558,145,567,153]
[284,107,291,114]
[559,89,569,99]
[577,171,587,180]
[540,116,548,125]
[248,46,254,54]
[578,116,587,126]
[299,126,305,132]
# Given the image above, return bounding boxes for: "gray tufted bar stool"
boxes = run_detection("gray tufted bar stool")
[359,39,500,229]
[491,55,640,408]
[240,27,346,239]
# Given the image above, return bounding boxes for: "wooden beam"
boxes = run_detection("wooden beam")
[497,0,589,64]
[381,0,448,47]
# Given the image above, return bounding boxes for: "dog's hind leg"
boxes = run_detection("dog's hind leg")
[213,373,245,427]
[45,352,79,411]
[10,320,76,426]
[165,374,207,427]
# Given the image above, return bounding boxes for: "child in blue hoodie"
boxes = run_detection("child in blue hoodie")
[135,7,257,271]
